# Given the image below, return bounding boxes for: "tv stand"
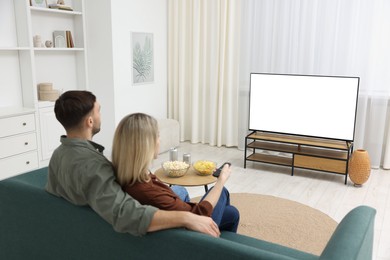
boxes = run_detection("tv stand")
[244,131,353,184]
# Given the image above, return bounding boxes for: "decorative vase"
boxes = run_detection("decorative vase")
[349,149,371,187]
[45,40,53,48]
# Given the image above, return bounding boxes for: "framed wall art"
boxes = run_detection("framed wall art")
[132,32,154,85]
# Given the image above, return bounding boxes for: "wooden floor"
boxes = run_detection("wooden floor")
[152,142,390,260]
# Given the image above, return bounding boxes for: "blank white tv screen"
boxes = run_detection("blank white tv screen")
[249,73,359,141]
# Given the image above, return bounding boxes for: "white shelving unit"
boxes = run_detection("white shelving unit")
[0,0,88,179]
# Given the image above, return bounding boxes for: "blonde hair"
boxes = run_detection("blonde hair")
[112,113,159,186]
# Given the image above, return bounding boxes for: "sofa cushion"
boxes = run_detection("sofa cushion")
[221,232,316,260]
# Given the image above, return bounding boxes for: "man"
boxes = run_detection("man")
[46,90,220,237]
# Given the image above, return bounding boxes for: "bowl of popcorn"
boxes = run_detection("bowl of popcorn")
[162,161,190,178]
[193,160,217,176]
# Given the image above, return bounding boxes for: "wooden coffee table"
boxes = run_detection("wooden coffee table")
[154,166,217,192]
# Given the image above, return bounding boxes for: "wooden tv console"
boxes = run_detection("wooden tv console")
[244,131,353,184]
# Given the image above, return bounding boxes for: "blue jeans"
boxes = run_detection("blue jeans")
[171,185,190,202]
[200,187,240,233]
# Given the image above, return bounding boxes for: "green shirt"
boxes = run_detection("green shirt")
[46,136,158,236]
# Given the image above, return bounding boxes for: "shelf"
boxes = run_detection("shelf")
[299,146,348,160]
[248,132,349,150]
[247,140,298,153]
[33,48,84,52]
[247,140,348,160]
[247,153,292,166]
[0,107,35,118]
[0,47,84,52]
[30,7,82,16]
[0,47,30,51]
[38,101,55,108]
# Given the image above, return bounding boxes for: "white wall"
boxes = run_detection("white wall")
[85,0,168,156]
[111,0,168,121]
[85,0,116,155]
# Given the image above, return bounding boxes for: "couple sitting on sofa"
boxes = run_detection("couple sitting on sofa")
[46,90,239,237]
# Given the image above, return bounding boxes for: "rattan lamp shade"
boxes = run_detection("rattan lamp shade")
[349,149,371,186]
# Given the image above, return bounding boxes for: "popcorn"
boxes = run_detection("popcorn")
[162,161,189,177]
[163,161,189,170]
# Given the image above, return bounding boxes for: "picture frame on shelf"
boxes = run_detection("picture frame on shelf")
[30,0,47,8]
[53,31,67,48]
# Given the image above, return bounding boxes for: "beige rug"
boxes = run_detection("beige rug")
[193,193,337,256]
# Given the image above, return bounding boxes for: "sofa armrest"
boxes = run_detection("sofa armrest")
[320,206,376,260]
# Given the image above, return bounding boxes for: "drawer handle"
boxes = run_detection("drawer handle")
[25,142,29,146]
[23,122,27,126]
[26,161,30,165]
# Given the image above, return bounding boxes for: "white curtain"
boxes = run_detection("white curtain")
[168,0,241,147]
[238,0,390,168]
[168,0,390,168]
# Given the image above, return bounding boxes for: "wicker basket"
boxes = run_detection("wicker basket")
[38,82,53,91]
[349,149,371,186]
[39,90,60,101]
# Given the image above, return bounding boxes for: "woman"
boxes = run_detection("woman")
[112,113,239,232]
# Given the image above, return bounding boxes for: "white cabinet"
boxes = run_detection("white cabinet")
[0,133,37,158]
[0,0,87,177]
[0,112,36,137]
[0,109,39,180]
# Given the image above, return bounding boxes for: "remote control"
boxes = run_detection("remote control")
[213,162,231,178]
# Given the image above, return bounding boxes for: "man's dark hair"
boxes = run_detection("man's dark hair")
[54,90,96,130]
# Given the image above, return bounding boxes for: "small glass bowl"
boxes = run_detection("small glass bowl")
[162,161,190,178]
[192,160,217,176]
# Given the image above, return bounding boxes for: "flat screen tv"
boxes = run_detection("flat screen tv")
[249,73,359,141]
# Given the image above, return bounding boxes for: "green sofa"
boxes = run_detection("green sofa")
[0,167,376,260]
